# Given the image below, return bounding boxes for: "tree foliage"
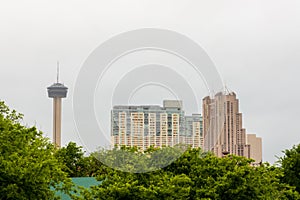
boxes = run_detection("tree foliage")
[92,144,185,173]
[75,147,300,200]
[55,142,107,178]
[0,101,72,199]
[280,144,300,193]
[1,100,300,199]
[55,142,88,177]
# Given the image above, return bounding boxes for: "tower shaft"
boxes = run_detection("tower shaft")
[53,97,62,147]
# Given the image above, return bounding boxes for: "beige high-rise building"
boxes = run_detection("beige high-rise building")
[111,100,185,150]
[247,134,262,165]
[111,100,203,150]
[185,114,203,149]
[203,91,262,161]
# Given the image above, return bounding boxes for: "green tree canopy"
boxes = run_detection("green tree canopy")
[55,142,103,177]
[0,101,72,199]
[280,144,300,193]
[75,147,300,200]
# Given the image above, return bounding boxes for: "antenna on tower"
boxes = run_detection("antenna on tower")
[56,61,59,83]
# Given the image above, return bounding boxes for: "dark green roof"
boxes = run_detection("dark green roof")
[54,177,101,200]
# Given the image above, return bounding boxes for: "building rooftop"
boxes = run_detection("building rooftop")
[113,100,183,111]
[53,177,101,200]
[47,82,68,89]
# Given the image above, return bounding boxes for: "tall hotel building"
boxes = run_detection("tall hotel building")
[111,100,203,150]
[203,91,262,164]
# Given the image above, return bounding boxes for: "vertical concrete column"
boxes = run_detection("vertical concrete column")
[53,98,62,147]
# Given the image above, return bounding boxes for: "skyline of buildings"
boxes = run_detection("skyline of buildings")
[46,71,262,163]
[111,91,262,164]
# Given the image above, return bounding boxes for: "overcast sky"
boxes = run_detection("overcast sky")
[1,0,299,164]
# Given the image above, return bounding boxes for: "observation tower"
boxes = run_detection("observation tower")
[47,64,68,147]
